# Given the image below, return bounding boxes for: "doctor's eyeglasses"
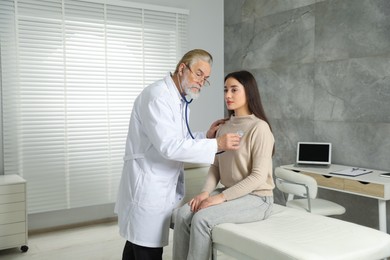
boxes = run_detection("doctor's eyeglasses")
[185,64,210,87]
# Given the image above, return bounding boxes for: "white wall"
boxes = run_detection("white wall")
[0,53,3,175]
[186,0,225,131]
[24,0,224,231]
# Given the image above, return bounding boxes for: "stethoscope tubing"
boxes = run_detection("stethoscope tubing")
[183,95,225,155]
[183,95,194,139]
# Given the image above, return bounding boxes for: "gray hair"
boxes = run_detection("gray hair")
[174,49,213,73]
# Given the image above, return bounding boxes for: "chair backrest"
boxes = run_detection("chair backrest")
[274,167,318,199]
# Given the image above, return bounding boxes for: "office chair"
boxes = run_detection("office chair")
[275,167,346,216]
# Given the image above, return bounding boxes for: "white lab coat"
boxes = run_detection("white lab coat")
[115,74,218,248]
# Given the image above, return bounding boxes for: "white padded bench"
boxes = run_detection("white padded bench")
[212,204,390,260]
[180,165,390,260]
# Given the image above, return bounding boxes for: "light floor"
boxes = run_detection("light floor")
[0,221,234,260]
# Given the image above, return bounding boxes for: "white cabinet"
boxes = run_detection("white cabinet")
[0,175,28,252]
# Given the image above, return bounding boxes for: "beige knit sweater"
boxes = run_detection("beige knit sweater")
[202,114,275,200]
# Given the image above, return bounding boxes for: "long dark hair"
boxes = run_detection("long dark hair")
[225,70,275,155]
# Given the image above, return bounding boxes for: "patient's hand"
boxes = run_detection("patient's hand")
[188,191,209,212]
[196,193,226,212]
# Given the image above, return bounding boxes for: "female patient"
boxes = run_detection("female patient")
[172,70,275,260]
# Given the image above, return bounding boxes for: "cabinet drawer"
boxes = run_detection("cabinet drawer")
[0,233,27,250]
[0,184,25,195]
[0,222,26,236]
[0,211,25,225]
[0,202,25,214]
[344,179,384,198]
[0,193,25,204]
[302,172,344,190]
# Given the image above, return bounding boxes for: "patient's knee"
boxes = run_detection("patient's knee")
[176,204,193,225]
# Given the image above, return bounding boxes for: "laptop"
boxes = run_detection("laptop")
[295,142,332,167]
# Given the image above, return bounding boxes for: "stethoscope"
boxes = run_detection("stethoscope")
[182,94,195,139]
[182,95,224,154]
[179,74,243,155]
[177,72,196,140]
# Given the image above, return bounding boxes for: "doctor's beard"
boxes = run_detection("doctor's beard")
[182,76,201,100]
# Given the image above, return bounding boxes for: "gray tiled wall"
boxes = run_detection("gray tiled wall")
[225,0,390,230]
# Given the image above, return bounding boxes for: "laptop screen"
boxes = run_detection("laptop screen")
[296,142,332,166]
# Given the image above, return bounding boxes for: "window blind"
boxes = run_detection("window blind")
[0,0,188,214]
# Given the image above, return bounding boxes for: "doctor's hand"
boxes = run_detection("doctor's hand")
[217,133,241,151]
[188,191,209,212]
[206,118,229,138]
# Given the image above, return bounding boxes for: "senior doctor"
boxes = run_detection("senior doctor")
[115,49,241,260]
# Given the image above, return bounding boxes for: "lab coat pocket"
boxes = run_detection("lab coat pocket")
[132,157,169,208]
[137,172,170,208]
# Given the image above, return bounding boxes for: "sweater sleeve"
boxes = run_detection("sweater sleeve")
[222,122,274,200]
[201,157,220,194]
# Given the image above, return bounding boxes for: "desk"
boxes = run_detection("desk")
[281,164,390,233]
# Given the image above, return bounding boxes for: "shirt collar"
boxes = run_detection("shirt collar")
[165,72,184,104]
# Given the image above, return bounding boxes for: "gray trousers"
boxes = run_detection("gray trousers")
[172,189,273,260]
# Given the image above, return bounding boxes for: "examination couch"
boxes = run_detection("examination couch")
[178,164,390,260]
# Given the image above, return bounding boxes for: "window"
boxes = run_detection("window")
[0,0,188,213]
